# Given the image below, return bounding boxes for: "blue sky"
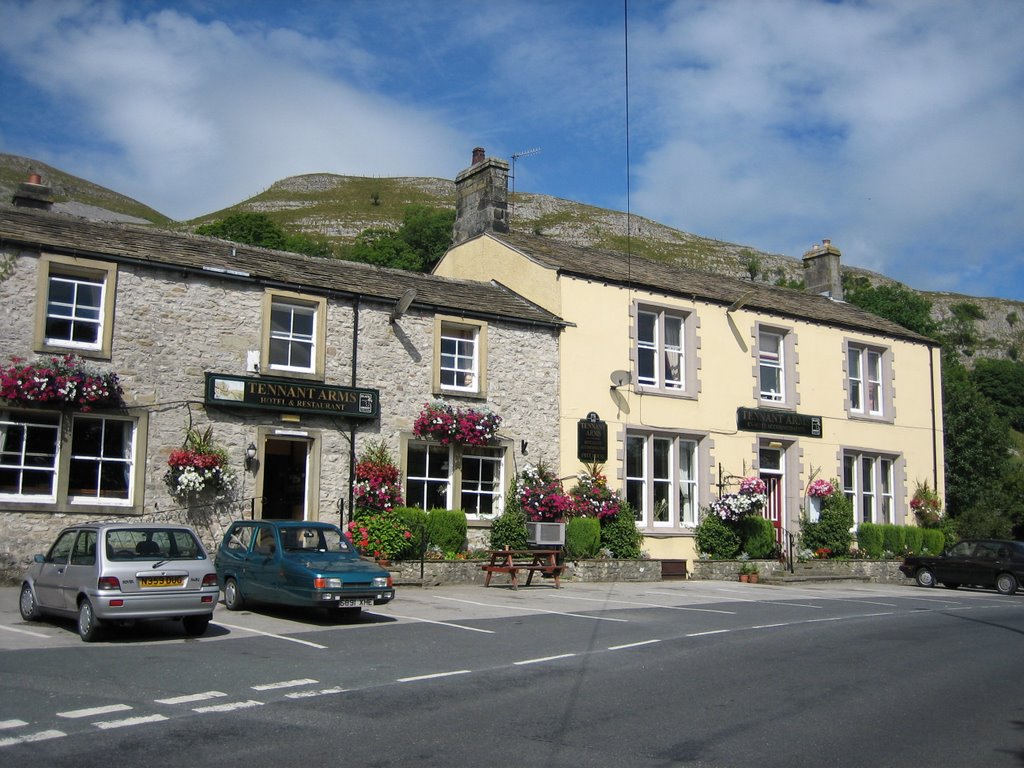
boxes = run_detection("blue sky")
[1,0,1022,301]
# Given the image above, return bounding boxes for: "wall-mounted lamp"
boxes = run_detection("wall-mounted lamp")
[521,439,529,455]
[244,442,257,470]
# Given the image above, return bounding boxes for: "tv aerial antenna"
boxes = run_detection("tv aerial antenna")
[510,147,541,225]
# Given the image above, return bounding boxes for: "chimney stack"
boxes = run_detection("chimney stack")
[12,172,54,211]
[452,147,510,245]
[802,239,843,300]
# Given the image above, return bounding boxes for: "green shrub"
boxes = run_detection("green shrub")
[922,528,946,555]
[394,507,428,557]
[857,522,884,558]
[738,515,777,559]
[600,505,644,558]
[881,524,906,555]
[425,508,467,554]
[565,517,601,559]
[489,507,528,550]
[800,485,853,557]
[904,526,924,555]
[695,511,741,559]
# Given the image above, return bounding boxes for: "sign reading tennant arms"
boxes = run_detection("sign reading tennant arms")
[737,407,822,438]
[205,373,379,419]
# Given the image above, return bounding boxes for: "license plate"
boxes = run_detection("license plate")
[337,598,373,606]
[139,576,184,588]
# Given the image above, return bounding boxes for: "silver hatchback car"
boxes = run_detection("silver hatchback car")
[19,522,220,641]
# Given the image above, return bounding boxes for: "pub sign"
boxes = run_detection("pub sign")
[205,373,379,419]
[736,407,822,438]
[577,412,608,462]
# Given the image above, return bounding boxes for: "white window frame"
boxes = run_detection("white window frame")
[846,342,891,420]
[0,409,61,502]
[625,431,701,529]
[269,301,317,373]
[843,450,898,527]
[403,438,507,520]
[758,329,784,402]
[35,255,117,359]
[262,290,327,381]
[459,447,504,519]
[440,324,479,393]
[68,414,137,506]
[637,308,685,391]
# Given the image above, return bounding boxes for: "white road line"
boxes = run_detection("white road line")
[285,686,346,699]
[94,714,168,730]
[751,623,790,629]
[0,720,28,730]
[193,700,263,714]
[251,679,318,691]
[58,704,132,719]
[155,691,227,705]
[433,595,628,622]
[686,629,731,637]
[214,622,327,649]
[0,624,49,638]
[0,729,65,746]
[377,612,495,634]
[397,670,471,683]
[543,592,736,615]
[514,654,576,665]
[609,639,662,651]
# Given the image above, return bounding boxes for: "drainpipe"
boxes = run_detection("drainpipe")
[347,296,361,524]
[929,346,939,492]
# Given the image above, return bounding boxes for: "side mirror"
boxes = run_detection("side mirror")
[34,554,45,563]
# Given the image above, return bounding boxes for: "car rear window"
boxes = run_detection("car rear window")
[106,529,206,560]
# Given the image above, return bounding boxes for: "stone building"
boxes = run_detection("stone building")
[436,149,945,563]
[0,194,564,583]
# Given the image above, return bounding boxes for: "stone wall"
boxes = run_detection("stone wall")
[390,557,664,586]
[691,558,907,584]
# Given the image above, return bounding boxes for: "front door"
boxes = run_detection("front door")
[759,446,784,548]
[262,438,309,520]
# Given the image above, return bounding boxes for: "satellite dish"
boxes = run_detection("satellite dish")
[609,370,631,388]
[390,288,416,322]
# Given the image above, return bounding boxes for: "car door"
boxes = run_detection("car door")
[247,524,282,603]
[970,541,1002,588]
[33,529,78,610]
[60,530,98,609]
[933,540,976,585]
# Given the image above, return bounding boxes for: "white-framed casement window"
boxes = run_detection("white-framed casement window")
[434,316,487,396]
[0,408,144,511]
[265,293,325,377]
[759,329,785,402]
[404,439,506,519]
[843,451,898,526]
[634,303,698,397]
[35,255,118,359]
[68,415,136,504]
[625,431,700,529]
[846,342,892,420]
[0,409,61,501]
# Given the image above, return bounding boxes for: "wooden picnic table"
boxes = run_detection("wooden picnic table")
[481,548,564,589]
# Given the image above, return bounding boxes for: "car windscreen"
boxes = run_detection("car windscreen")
[280,527,357,558]
[106,529,207,560]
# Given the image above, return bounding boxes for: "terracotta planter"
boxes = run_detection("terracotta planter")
[748,573,759,584]
[376,559,391,569]
[739,573,749,582]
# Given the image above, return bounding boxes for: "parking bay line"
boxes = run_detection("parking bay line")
[397,670,471,683]
[214,622,327,649]
[0,624,49,638]
[252,679,318,691]
[433,596,628,622]
[375,611,495,634]
[155,691,227,705]
[94,714,169,730]
[0,729,65,747]
[58,704,133,719]
[542,592,736,615]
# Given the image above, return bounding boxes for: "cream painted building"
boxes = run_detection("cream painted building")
[436,149,944,562]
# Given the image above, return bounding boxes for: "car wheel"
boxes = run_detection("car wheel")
[19,583,42,621]
[943,582,960,590]
[78,598,103,642]
[182,614,211,636]
[223,578,244,610]
[996,572,1018,595]
[915,568,936,588]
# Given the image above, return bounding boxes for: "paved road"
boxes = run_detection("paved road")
[2,579,1022,766]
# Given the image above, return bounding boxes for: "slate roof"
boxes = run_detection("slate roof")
[489,232,936,345]
[0,205,565,329]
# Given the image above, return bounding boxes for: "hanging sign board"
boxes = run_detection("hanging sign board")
[737,407,822,438]
[577,412,608,462]
[205,373,379,419]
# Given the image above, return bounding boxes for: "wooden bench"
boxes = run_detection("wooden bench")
[482,549,564,589]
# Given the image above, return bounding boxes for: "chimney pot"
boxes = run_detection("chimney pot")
[472,147,485,165]
[28,173,42,185]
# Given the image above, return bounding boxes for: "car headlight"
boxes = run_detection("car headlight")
[372,577,389,588]
[314,577,343,589]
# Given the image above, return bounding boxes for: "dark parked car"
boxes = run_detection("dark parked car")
[899,539,1024,595]
[20,523,220,641]
[214,520,394,616]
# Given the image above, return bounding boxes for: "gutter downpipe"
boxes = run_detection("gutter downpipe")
[930,345,939,492]
[347,295,361,527]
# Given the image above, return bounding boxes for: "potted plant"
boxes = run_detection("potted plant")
[413,400,502,446]
[164,425,233,499]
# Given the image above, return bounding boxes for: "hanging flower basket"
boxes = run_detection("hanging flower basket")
[164,426,234,499]
[413,400,501,446]
[0,354,123,411]
[709,476,768,522]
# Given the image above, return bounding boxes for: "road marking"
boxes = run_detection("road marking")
[608,639,662,650]
[397,670,471,683]
[0,624,49,638]
[58,704,132,719]
[543,592,736,615]
[515,654,576,665]
[379,612,496,634]
[286,686,346,699]
[751,623,790,629]
[433,595,628,622]
[193,700,263,713]
[94,714,168,730]
[0,729,65,746]
[252,678,318,691]
[0,720,28,730]
[214,622,327,649]
[155,691,227,705]
[686,629,731,637]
